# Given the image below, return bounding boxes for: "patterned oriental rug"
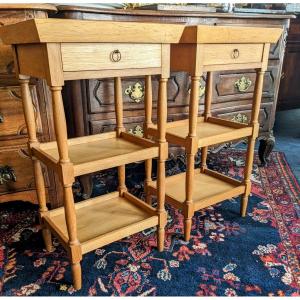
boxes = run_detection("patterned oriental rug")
[0,149,299,296]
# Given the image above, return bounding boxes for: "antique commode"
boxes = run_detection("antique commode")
[0,18,184,289]
[146,25,282,241]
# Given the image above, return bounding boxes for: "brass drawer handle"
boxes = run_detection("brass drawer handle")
[234,76,252,92]
[0,113,3,123]
[0,165,16,185]
[128,125,144,137]
[125,82,144,103]
[110,50,121,62]
[231,49,239,59]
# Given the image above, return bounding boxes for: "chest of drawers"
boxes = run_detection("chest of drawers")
[0,5,61,207]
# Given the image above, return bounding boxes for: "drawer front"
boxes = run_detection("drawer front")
[89,113,188,135]
[211,65,279,103]
[61,43,162,72]
[212,102,273,132]
[203,44,264,66]
[87,72,187,114]
[0,86,42,138]
[0,146,49,194]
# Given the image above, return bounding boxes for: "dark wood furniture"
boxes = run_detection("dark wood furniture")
[52,6,294,196]
[278,15,300,110]
[0,5,62,208]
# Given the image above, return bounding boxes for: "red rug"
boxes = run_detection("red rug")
[0,149,299,296]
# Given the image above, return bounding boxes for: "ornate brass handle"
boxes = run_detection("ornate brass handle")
[128,125,144,137]
[110,50,121,62]
[231,113,248,124]
[0,165,16,185]
[234,76,252,93]
[231,49,239,59]
[0,113,3,123]
[125,82,144,103]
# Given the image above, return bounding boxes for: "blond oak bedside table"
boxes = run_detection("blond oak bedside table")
[146,25,282,241]
[0,18,184,289]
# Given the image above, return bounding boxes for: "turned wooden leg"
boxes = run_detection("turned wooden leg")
[144,75,153,206]
[183,75,200,241]
[114,77,127,196]
[19,76,54,252]
[241,70,265,217]
[157,160,166,252]
[145,159,152,205]
[184,153,195,241]
[201,72,212,173]
[71,262,82,290]
[118,165,127,195]
[156,77,168,252]
[240,137,255,217]
[241,194,249,217]
[201,147,208,172]
[51,85,82,289]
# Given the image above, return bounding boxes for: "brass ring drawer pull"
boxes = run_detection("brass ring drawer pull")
[110,50,121,62]
[231,49,240,59]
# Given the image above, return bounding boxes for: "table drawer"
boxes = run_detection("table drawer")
[202,44,264,66]
[61,43,162,72]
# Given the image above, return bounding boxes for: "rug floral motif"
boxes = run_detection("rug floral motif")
[0,149,299,296]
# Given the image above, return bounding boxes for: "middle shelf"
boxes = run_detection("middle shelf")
[31,131,158,176]
[147,116,253,148]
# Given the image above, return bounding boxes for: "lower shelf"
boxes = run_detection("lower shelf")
[43,191,158,254]
[148,169,245,210]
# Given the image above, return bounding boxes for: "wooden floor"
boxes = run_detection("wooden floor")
[149,169,245,210]
[46,192,158,254]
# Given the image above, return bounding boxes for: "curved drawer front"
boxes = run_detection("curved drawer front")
[202,44,264,66]
[0,147,47,194]
[0,86,42,138]
[61,43,162,72]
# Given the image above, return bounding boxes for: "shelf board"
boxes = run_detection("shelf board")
[32,132,158,176]
[43,191,158,254]
[148,169,245,210]
[147,116,253,148]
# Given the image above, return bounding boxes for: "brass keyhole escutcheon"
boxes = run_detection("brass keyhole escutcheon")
[110,50,121,62]
[231,49,239,59]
